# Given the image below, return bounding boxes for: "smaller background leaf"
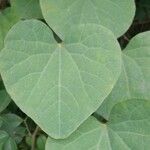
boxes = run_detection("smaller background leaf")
[96,31,150,119]
[0,114,26,149]
[46,99,150,150]
[37,135,47,150]
[0,90,11,113]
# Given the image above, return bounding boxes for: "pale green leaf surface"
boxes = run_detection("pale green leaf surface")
[46,99,150,150]
[0,90,11,113]
[40,0,135,39]
[11,0,43,19]
[96,31,150,119]
[0,8,19,50]
[0,19,121,138]
[124,31,150,98]
[0,0,42,50]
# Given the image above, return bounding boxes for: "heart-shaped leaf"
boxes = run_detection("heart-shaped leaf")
[96,31,150,119]
[0,20,121,138]
[46,99,150,150]
[40,0,135,39]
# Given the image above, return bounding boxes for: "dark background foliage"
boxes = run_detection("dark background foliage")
[119,0,150,48]
[0,0,150,149]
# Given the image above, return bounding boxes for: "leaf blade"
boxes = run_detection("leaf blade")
[0,20,121,138]
[46,99,150,150]
[96,31,150,119]
[40,0,135,39]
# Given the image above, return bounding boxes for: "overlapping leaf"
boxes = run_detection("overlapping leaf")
[0,90,11,113]
[40,0,135,39]
[0,0,42,50]
[0,8,19,50]
[11,0,43,19]
[124,31,150,97]
[46,99,150,150]
[96,31,150,119]
[0,19,121,138]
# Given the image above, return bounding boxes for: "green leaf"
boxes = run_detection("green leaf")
[0,90,11,113]
[0,130,17,150]
[0,130,9,149]
[0,114,25,144]
[0,19,121,138]
[11,0,43,19]
[0,0,42,50]
[40,0,135,39]
[124,31,150,94]
[124,31,150,98]
[46,99,150,150]
[0,130,9,145]
[0,114,26,149]
[25,135,32,147]
[0,114,23,136]
[0,8,19,50]
[37,135,47,150]
[0,120,3,127]
[96,31,150,119]
[3,137,17,150]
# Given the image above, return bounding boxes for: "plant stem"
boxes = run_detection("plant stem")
[24,117,32,136]
[31,126,40,150]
